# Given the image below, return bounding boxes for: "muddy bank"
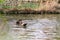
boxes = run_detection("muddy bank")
[0,9,60,14]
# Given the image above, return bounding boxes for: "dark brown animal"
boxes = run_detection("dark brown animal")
[16,19,27,28]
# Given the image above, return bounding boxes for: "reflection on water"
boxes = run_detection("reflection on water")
[0,14,60,40]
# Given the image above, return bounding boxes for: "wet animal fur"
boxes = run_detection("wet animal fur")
[16,19,27,28]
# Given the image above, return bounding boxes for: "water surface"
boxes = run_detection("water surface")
[0,14,60,40]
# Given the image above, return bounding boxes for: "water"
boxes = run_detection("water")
[0,14,60,40]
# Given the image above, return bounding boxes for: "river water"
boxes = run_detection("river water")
[0,14,60,40]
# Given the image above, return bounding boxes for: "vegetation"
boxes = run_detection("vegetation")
[0,0,4,3]
[19,3,39,9]
[2,6,12,9]
[0,0,60,14]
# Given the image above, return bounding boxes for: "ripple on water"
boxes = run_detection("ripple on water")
[0,18,57,40]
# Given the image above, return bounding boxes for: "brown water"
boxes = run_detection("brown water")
[0,14,60,40]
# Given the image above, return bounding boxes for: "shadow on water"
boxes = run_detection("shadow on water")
[0,14,60,40]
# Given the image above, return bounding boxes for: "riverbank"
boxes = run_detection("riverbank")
[0,9,60,14]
